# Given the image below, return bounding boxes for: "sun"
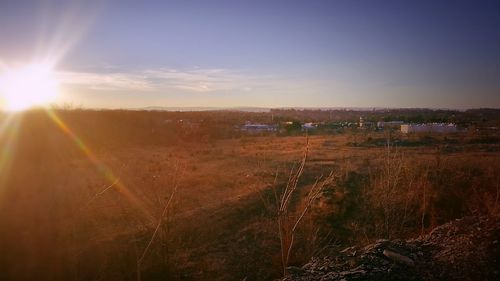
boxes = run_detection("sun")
[0,63,59,111]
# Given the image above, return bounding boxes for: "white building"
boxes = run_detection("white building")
[377,121,404,128]
[241,122,277,133]
[302,122,317,131]
[401,123,458,134]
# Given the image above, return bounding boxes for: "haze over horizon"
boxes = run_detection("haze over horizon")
[1,0,499,109]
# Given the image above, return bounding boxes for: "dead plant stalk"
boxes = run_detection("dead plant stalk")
[277,138,335,276]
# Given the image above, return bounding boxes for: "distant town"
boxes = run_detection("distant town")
[142,108,499,137]
[242,117,460,134]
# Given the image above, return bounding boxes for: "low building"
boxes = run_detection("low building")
[401,123,458,134]
[241,122,278,133]
[301,122,317,131]
[377,121,404,129]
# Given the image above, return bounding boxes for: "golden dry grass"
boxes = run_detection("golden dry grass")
[0,109,498,280]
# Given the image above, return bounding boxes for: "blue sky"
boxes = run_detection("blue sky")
[1,0,499,108]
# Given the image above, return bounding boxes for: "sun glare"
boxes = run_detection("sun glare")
[0,63,59,111]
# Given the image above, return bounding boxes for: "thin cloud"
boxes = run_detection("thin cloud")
[58,71,154,91]
[57,67,266,93]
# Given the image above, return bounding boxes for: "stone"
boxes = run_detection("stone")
[382,249,415,267]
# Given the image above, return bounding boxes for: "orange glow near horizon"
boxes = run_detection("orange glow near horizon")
[0,108,153,222]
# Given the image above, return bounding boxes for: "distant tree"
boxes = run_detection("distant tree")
[285,121,302,134]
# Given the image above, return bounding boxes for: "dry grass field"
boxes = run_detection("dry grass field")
[0,110,498,280]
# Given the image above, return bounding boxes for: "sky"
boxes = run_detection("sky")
[0,0,499,109]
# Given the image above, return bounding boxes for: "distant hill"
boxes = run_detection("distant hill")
[138,106,271,112]
[135,106,499,113]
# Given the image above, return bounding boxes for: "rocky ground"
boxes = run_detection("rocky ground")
[283,215,500,281]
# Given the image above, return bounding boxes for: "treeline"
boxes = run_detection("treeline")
[271,108,500,125]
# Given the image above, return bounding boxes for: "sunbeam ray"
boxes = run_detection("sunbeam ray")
[0,113,21,193]
[33,0,104,66]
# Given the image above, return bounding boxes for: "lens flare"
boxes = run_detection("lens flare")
[0,63,59,111]
[45,109,153,222]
